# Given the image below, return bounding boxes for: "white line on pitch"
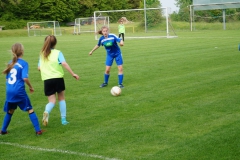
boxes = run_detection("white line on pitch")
[0,142,121,160]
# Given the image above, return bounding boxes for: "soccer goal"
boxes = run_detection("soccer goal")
[73,17,109,35]
[93,7,177,40]
[27,21,62,37]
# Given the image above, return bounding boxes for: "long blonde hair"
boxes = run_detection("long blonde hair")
[2,43,24,74]
[40,35,57,60]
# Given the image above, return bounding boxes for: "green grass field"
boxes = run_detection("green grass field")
[0,30,240,160]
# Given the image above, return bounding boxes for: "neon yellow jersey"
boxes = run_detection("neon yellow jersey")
[39,49,64,81]
[118,24,125,34]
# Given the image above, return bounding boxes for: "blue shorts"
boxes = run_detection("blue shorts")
[106,54,123,66]
[3,97,33,112]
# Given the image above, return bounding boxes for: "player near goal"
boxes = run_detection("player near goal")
[89,26,125,88]
[118,20,125,41]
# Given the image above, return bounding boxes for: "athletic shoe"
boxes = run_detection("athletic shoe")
[61,118,69,125]
[36,130,43,136]
[99,83,108,88]
[42,111,49,126]
[0,130,8,135]
[118,84,124,88]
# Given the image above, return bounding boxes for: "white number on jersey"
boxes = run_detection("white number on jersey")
[8,68,17,84]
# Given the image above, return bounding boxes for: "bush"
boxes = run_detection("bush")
[0,20,28,30]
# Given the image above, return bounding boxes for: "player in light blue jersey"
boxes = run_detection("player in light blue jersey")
[0,43,43,135]
[89,26,125,88]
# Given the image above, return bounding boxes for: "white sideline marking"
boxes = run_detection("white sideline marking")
[0,142,121,160]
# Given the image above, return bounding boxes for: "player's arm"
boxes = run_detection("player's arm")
[22,63,34,93]
[115,35,123,46]
[24,78,34,93]
[89,45,100,55]
[59,52,79,80]
[61,62,79,80]
[119,40,124,46]
[37,57,40,71]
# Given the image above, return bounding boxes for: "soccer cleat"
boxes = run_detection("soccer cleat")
[42,111,49,126]
[99,83,108,88]
[118,84,124,88]
[0,130,8,135]
[36,130,43,136]
[61,118,69,125]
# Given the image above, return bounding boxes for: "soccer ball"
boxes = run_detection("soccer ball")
[110,86,121,96]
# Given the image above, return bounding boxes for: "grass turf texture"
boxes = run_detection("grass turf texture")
[0,30,240,160]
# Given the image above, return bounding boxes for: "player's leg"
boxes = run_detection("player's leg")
[42,79,58,126]
[17,98,42,135]
[100,55,114,88]
[116,54,124,88]
[19,97,42,135]
[119,33,121,38]
[58,91,68,125]
[42,94,56,126]
[122,33,125,41]
[0,102,16,135]
[28,109,42,135]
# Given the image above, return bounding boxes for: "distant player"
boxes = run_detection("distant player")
[118,20,125,41]
[0,43,43,135]
[38,35,79,126]
[89,26,125,88]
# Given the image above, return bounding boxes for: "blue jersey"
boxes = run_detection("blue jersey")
[98,34,122,56]
[5,58,29,102]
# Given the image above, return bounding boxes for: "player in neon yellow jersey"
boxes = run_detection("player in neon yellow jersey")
[38,35,79,126]
[118,20,125,41]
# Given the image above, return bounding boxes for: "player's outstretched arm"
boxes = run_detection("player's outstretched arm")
[89,45,100,55]
[61,62,79,80]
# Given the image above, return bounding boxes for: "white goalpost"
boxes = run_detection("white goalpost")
[27,21,62,37]
[73,17,109,35]
[94,7,177,40]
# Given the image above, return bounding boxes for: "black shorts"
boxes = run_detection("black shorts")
[44,78,65,96]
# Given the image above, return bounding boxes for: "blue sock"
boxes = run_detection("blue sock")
[59,100,67,118]
[45,102,55,113]
[118,74,124,85]
[104,74,110,84]
[1,113,12,132]
[29,112,41,132]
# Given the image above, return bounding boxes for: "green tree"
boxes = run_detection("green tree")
[39,0,79,22]
[139,0,162,28]
[13,0,41,20]
[175,0,192,21]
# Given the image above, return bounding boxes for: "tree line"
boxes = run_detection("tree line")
[0,0,160,22]
[172,0,240,22]
[1,0,238,30]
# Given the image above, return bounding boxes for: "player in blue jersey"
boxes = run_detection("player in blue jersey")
[0,43,43,135]
[89,26,124,88]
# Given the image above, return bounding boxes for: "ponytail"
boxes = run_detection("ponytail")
[40,35,57,60]
[2,43,24,74]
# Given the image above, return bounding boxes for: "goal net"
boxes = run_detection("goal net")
[191,9,240,30]
[73,17,109,35]
[27,21,62,37]
[93,7,177,40]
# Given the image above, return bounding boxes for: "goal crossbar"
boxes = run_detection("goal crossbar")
[27,21,62,37]
[94,7,177,40]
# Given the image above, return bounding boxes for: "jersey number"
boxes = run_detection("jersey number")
[8,68,17,84]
